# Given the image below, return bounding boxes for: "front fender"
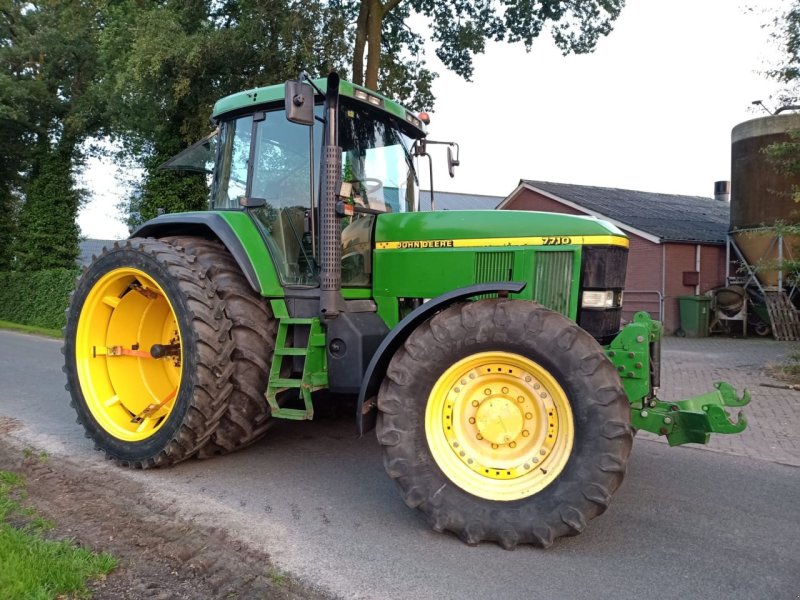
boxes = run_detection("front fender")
[356,281,527,436]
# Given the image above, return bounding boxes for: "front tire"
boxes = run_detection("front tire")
[63,239,235,467]
[376,299,632,548]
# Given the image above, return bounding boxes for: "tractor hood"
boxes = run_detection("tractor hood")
[374,210,628,249]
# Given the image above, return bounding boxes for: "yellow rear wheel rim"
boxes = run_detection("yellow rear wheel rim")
[425,351,574,501]
[75,267,182,441]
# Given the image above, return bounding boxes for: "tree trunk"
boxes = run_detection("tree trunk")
[364,0,383,90]
[352,0,370,86]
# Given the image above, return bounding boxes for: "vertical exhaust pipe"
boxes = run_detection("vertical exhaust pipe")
[320,73,345,318]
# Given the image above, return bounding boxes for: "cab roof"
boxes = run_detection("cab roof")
[211,77,427,137]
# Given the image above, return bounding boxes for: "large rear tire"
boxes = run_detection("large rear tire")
[162,236,275,457]
[63,239,235,467]
[376,299,632,548]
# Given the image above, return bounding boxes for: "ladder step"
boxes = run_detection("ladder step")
[281,317,315,325]
[269,407,312,420]
[270,378,303,388]
[274,347,307,356]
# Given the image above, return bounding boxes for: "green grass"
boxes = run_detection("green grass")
[0,320,62,339]
[0,470,117,600]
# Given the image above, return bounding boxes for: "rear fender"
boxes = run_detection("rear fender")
[132,212,282,296]
[356,281,527,435]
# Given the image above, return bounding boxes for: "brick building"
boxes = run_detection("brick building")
[498,180,730,333]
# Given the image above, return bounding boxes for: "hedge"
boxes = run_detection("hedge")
[0,268,79,331]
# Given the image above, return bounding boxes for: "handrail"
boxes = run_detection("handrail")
[623,289,664,322]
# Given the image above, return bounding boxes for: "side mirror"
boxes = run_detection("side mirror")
[447,145,460,178]
[285,80,314,125]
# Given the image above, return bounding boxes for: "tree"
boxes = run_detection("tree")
[767,1,800,105]
[97,0,351,228]
[350,0,625,98]
[14,148,84,270]
[0,0,102,269]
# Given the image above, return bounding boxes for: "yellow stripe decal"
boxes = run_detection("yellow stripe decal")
[375,235,629,250]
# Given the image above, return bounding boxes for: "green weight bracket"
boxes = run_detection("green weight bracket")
[631,382,750,446]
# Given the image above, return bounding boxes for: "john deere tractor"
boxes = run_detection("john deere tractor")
[64,74,750,548]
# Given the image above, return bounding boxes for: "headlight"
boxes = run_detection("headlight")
[581,290,623,309]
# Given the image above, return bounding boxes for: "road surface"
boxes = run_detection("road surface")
[0,330,797,599]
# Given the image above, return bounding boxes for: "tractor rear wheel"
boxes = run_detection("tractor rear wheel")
[63,239,235,467]
[162,236,275,457]
[376,299,632,548]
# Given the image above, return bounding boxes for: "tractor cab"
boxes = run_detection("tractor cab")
[165,77,424,289]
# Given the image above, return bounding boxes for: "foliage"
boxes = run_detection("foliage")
[0,0,102,267]
[766,1,800,104]
[97,0,352,229]
[0,268,78,330]
[13,148,84,270]
[0,469,117,599]
[125,151,209,231]
[0,189,19,271]
[349,0,625,101]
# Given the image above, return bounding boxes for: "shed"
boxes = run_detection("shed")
[498,180,730,333]
[419,190,503,211]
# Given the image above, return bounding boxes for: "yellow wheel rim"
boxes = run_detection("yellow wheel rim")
[75,267,182,441]
[425,351,574,501]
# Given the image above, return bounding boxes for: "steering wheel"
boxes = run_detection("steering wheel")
[350,177,383,197]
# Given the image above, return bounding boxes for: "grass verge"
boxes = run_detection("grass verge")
[0,320,62,339]
[767,350,800,385]
[0,470,116,599]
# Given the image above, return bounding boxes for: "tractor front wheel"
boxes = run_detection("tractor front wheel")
[376,299,632,548]
[63,239,235,467]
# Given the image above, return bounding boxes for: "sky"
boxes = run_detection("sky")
[77,0,790,240]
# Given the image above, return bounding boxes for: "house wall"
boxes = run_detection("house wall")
[623,234,663,325]
[500,188,727,334]
[662,242,726,333]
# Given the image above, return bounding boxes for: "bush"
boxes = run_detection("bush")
[0,269,78,330]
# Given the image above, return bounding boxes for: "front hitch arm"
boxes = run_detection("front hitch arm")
[631,382,750,446]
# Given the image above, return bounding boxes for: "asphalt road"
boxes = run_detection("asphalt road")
[1,330,798,600]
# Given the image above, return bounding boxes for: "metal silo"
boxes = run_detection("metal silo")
[731,110,800,286]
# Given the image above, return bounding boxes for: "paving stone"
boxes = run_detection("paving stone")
[639,336,800,466]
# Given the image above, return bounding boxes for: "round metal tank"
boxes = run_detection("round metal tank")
[731,112,800,286]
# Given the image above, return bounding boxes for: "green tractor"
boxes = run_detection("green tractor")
[64,73,750,548]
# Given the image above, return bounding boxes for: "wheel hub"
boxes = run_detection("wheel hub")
[425,351,574,501]
[474,396,524,445]
[75,267,182,441]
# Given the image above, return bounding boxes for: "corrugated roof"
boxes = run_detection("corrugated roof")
[517,180,730,244]
[419,190,503,211]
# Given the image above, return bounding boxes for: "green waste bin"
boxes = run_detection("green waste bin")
[678,295,712,337]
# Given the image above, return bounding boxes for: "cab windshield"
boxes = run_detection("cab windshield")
[339,102,418,214]
[211,99,418,287]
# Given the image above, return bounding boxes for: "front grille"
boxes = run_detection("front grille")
[533,251,573,316]
[474,251,514,283]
